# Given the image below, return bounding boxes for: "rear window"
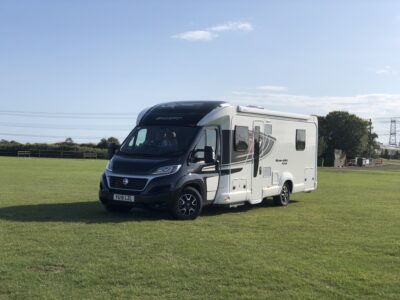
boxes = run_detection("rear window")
[296,129,306,151]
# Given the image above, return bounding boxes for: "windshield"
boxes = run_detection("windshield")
[119,126,199,157]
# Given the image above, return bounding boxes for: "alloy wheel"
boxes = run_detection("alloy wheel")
[280,185,289,204]
[178,193,198,216]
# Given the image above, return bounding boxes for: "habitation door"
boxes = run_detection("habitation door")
[304,168,315,190]
[251,121,264,201]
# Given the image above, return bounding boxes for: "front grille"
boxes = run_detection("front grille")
[109,176,148,190]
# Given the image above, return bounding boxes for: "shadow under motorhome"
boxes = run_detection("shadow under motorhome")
[99,101,318,220]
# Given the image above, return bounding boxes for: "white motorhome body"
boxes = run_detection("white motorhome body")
[198,104,318,206]
[100,101,318,219]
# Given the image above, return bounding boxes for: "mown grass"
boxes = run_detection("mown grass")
[0,157,399,299]
[382,158,400,164]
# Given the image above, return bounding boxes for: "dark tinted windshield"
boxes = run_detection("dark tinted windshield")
[120,126,199,157]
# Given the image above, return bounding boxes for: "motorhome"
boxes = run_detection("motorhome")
[99,101,318,220]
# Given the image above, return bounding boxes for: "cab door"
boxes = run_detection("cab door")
[191,127,221,201]
[251,121,264,201]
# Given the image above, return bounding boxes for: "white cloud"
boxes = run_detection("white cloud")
[172,21,253,41]
[172,30,217,41]
[228,91,400,118]
[376,66,398,76]
[256,85,288,93]
[208,21,253,32]
[224,87,400,142]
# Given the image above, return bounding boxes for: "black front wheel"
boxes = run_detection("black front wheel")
[273,182,290,206]
[169,187,203,220]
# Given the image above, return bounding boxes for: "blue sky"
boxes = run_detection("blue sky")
[1,0,400,143]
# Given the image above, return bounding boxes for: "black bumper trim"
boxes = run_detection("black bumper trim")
[99,189,173,207]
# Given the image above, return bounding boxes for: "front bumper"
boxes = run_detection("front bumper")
[99,172,176,208]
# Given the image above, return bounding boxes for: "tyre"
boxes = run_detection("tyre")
[103,203,133,213]
[273,182,290,206]
[169,187,203,220]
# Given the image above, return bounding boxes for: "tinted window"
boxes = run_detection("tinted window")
[234,126,248,152]
[296,129,306,151]
[120,126,198,157]
[134,128,147,146]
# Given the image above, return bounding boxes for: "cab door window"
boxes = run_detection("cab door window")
[193,133,206,161]
[193,128,218,162]
[206,128,220,161]
[206,128,217,152]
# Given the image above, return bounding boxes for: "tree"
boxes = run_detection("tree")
[318,111,378,166]
[317,116,327,158]
[107,137,120,145]
[64,137,74,144]
[365,131,379,158]
[364,119,380,158]
[383,149,389,159]
[97,138,108,149]
[0,139,20,145]
[318,136,327,158]
[97,137,120,149]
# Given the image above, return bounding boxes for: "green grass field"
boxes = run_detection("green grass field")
[0,157,399,299]
[382,158,400,164]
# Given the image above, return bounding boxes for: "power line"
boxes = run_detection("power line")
[0,112,138,119]
[0,122,129,131]
[0,133,113,140]
[0,110,139,115]
[377,133,400,136]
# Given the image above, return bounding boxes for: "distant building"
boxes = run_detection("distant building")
[377,143,400,156]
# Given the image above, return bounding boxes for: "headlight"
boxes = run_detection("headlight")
[152,165,182,175]
[106,160,113,172]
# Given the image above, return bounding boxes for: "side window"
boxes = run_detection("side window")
[135,128,147,146]
[296,129,306,151]
[194,132,206,160]
[129,128,147,147]
[206,128,217,152]
[192,128,219,162]
[234,126,249,152]
[265,124,272,135]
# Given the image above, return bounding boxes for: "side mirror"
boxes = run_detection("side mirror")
[108,143,118,159]
[204,146,215,164]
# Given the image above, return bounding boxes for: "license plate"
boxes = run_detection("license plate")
[113,194,135,202]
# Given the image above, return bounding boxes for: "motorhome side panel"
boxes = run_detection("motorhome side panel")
[259,117,317,198]
[213,113,317,205]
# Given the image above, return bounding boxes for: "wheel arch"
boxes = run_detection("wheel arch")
[280,172,294,193]
[170,176,205,220]
[285,180,293,193]
[175,174,206,202]
[183,182,204,199]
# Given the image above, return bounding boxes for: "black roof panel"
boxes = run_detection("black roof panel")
[139,101,226,126]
